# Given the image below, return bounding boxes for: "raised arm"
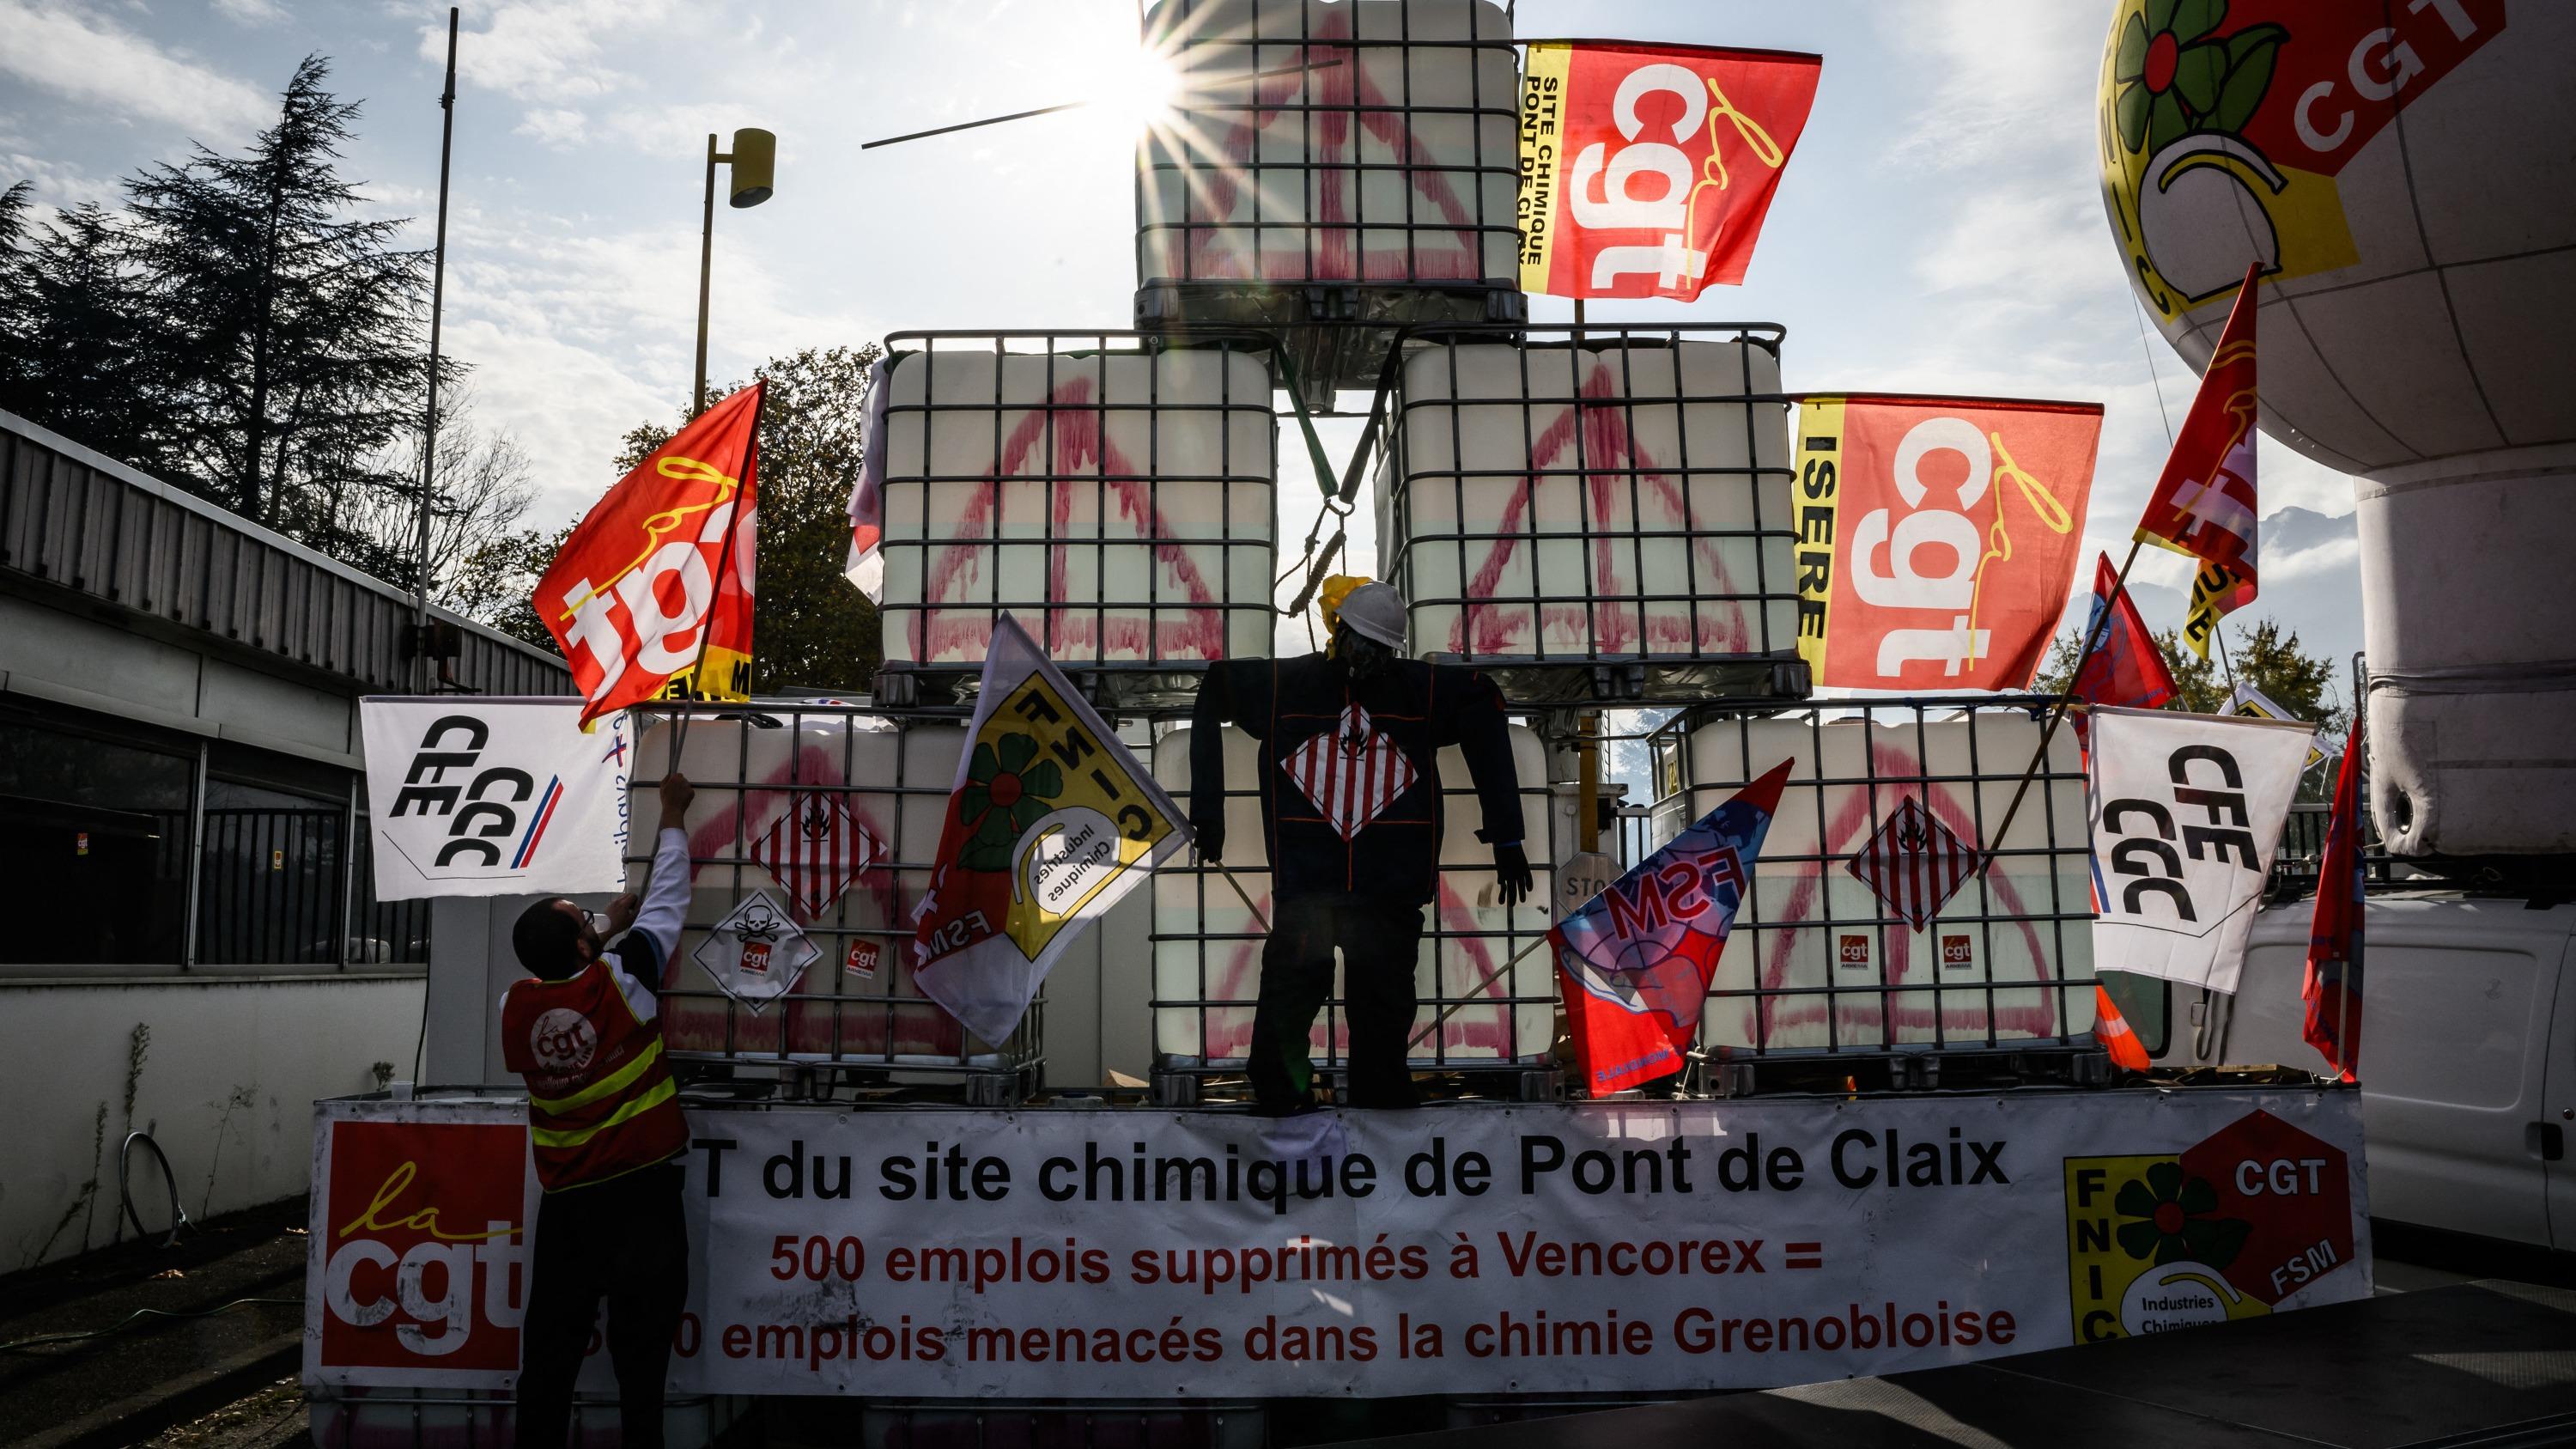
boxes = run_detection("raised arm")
[623,772,696,973]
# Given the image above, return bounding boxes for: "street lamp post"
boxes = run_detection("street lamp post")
[695,127,776,416]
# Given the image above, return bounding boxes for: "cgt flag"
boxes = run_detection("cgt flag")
[912,617,1189,1044]
[2087,705,2313,995]
[2136,261,2262,659]
[1792,395,2102,690]
[1516,43,1820,300]
[540,381,762,727]
[1552,758,1793,1095]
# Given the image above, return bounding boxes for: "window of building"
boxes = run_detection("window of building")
[0,721,193,966]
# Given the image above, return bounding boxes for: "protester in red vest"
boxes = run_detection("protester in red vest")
[501,771,696,1449]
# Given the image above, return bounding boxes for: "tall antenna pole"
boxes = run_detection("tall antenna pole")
[412,7,459,690]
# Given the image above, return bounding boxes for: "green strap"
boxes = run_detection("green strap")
[1273,350,1341,499]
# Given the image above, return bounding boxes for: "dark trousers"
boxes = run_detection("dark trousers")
[1251,893,1427,1111]
[516,1162,688,1449]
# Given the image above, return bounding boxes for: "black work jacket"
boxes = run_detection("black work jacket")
[1188,653,1524,904]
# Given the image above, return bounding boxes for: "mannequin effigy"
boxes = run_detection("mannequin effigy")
[1187,580,1532,1114]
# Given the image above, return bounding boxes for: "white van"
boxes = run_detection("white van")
[2153,892,2576,1251]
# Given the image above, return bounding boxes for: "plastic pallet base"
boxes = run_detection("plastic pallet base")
[1135,281,1526,402]
[875,662,1210,712]
[1701,1046,2112,1099]
[1151,1063,1561,1108]
[1454,654,1811,708]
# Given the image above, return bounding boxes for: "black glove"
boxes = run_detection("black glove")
[1192,819,1224,867]
[1493,841,1534,907]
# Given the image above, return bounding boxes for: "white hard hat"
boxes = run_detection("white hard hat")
[1335,581,1407,651]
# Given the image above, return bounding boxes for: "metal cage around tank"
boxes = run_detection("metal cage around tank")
[625,699,1042,1099]
[1371,323,1806,705]
[1632,695,2102,1088]
[868,329,1285,710]
[1133,0,1528,395]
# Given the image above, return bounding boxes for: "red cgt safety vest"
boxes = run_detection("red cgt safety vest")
[501,960,686,1190]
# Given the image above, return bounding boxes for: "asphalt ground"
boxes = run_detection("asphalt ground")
[0,1198,307,1449]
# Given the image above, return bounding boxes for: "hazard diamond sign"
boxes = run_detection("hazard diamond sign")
[1847,797,1977,932]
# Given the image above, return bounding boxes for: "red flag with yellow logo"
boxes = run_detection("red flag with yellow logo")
[538,382,762,727]
[1790,394,2103,691]
[2136,262,2262,659]
[1516,43,1820,300]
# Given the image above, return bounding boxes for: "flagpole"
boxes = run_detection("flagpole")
[1408,934,1553,1051]
[667,386,760,761]
[1978,535,2146,874]
[410,7,459,694]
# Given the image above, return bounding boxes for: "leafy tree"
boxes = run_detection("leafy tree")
[118,56,434,548]
[610,345,884,692]
[448,519,572,650]
[349,389,537,604]
[2035,614,2345,733]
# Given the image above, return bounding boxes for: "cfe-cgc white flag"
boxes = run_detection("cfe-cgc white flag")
[360,697,633,900]
[2087,705,2315,995]
[911,618,1190,1044]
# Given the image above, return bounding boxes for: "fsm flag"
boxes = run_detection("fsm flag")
[1552,758,1794,1095]
[912,617,1190,1044]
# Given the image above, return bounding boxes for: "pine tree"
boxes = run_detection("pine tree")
[119,56,429,545]
[0,201,159,466]
[0,181,30,405]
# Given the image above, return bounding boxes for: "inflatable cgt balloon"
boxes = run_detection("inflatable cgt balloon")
[2098,0,2576,859]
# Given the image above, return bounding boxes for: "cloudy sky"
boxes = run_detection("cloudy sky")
[0,0,2364,677]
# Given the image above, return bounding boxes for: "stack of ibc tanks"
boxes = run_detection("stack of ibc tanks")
[1641,700,2098,1095]
[1127,0,1570,1103]
[629,325,1293,1105]
[1133,0,1526,399]
[1364,319,2100,1093]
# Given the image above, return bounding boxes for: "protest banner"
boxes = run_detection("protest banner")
[1792,395,2101,690]
[359,697,631,899]
[307,1093,2368,1397]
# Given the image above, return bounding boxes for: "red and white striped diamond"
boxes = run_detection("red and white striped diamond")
[1846,797,1977,933]
[751,793,883,922]
[1282,703,1418,843]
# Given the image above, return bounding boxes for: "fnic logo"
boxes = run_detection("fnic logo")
[2063,1110,2354,1344]
[319,1123,526,1371]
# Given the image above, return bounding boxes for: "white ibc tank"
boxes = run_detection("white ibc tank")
[875,344,1277,671]
[627,712,1004,1064]
[2096,1,2576,855]
[1378,336,1796,663]
[1672,710,2093,1055]
[1148,721,1554,1068]
[1139,0,1516,287]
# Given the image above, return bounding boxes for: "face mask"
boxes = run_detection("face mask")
[1341,630,1394,683]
